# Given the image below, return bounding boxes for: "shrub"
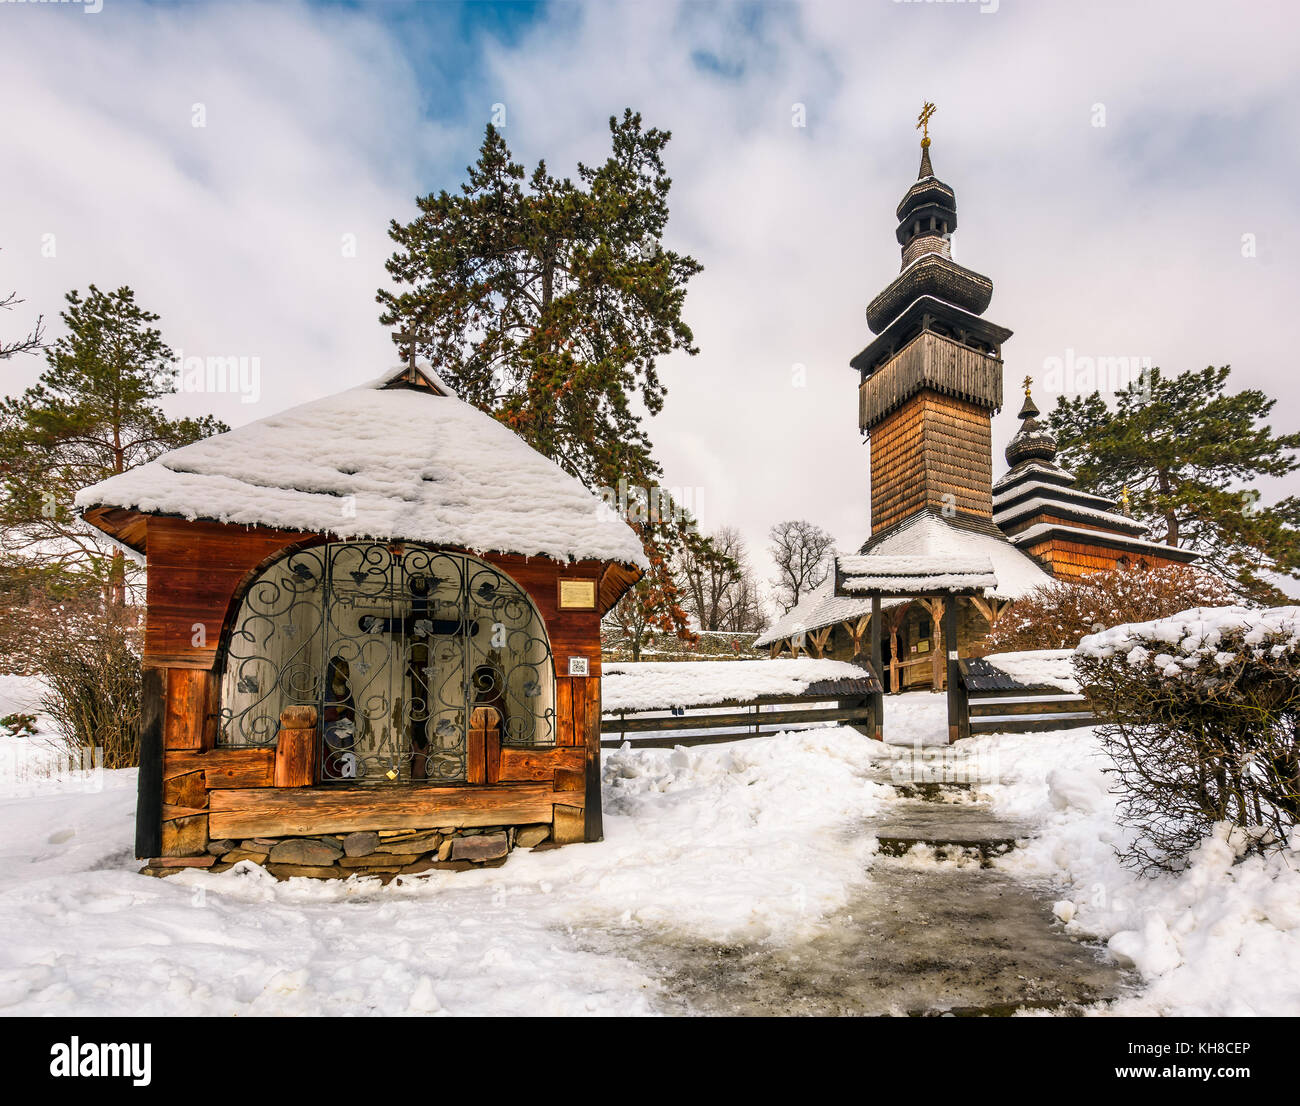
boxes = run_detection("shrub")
[32,598,142,769]
[1075,606,1300,873]
[986,564,1235,652]
[1,712,39,737]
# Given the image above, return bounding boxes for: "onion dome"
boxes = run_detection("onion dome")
[865,139,993,333]
[1004,382,1058,468]
[894,146,958,265]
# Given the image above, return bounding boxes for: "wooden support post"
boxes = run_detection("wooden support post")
[869,595,883,740]
[274,705,318,787]
[944,601,968,743]
[925,598,945,691]
[136,667,165,859]
[582,676,603,843]
[888,606,906,694]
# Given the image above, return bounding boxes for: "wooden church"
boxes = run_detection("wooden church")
[77,365,645,877]
[757,112,1197,689]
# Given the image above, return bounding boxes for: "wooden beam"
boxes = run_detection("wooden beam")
[582,675,602,843]
[497,745,585,782]
[969,698,1089,717]
[136,667,165,859]
[164,668,216,751]
[552,803,585,845]
[601,704,874,734]
[869,596,883,738]
[164,747,275,788]
[969,715,1094,735]
[208,782,560,839]
[944,599,967,742]
[274,707,318,787]
[969,594,994,625]
[161,813,207,857]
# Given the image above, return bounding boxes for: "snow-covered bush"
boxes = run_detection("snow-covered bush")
[985,564,1234,652]
[1075,606,1300,872]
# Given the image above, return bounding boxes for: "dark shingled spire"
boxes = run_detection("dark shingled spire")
[918,142,934,180]
[1005,380,1058,468]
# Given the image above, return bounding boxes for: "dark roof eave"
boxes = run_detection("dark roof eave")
[1010,526,1201,564]
[851,296,1014,374]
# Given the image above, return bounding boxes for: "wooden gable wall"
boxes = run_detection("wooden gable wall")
[141,516,613,859]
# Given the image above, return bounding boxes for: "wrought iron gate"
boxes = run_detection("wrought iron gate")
[218,543,556,784]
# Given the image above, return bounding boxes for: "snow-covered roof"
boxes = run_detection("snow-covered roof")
[76,365,648,568]
[754,515,1052,647]
[602,658,878,713]
[992,460,1074,493]
[837,553,998,594]
[1008,521,1197,562]
[980,650,1080,694]
[994,493,1147,535]
[993,477,1112,511]
[861,513,1051,601]
[752,581,892,649]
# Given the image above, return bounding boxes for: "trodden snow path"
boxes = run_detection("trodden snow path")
[595,744,1129,1016]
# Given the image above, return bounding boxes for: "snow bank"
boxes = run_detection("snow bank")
[602,659,873,712]
[968,726,1300,1015]
[980,650,1080,693]
[76,367,647,568]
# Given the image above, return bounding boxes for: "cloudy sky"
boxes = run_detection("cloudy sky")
[3,0,1299,602]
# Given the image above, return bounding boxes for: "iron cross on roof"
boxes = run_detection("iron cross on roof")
[917,101,936,147]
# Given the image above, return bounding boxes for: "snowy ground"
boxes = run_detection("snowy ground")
[967,726,1300,1016]
[0,677,1296,1016]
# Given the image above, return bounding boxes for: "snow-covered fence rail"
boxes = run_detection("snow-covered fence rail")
[599,660,881,748]
[959,652,1094,737]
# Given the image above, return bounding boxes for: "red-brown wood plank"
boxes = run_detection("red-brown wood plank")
[208,783,561,839]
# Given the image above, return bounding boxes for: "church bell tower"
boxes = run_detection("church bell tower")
[853,105,1012,536]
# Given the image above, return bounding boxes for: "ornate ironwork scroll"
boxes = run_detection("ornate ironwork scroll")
[218,543,556,784]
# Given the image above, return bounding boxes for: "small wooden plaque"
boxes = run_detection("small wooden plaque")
[557,578,597,610]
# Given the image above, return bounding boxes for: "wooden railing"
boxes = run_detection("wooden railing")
[958,658,1095,737]
[603,686,878,748]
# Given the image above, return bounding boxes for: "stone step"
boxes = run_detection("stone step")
[890,780,976,802]
[869,801,1034,862]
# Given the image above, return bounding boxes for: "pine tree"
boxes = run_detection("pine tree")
[1046,365,1300,600]
[0,285,227,607]
[379,111,703,635]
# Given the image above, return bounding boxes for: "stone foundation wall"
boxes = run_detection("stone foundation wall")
[141,822,554,882]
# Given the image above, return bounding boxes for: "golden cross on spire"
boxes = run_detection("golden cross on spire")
[917,101,937,148]
[1022,375,1034,396]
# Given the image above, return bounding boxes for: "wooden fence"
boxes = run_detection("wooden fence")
[600,671,881,749]
[597,659,1093,748]
[957,657,1095,738]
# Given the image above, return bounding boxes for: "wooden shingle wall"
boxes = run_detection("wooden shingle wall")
[869,392,994,533]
